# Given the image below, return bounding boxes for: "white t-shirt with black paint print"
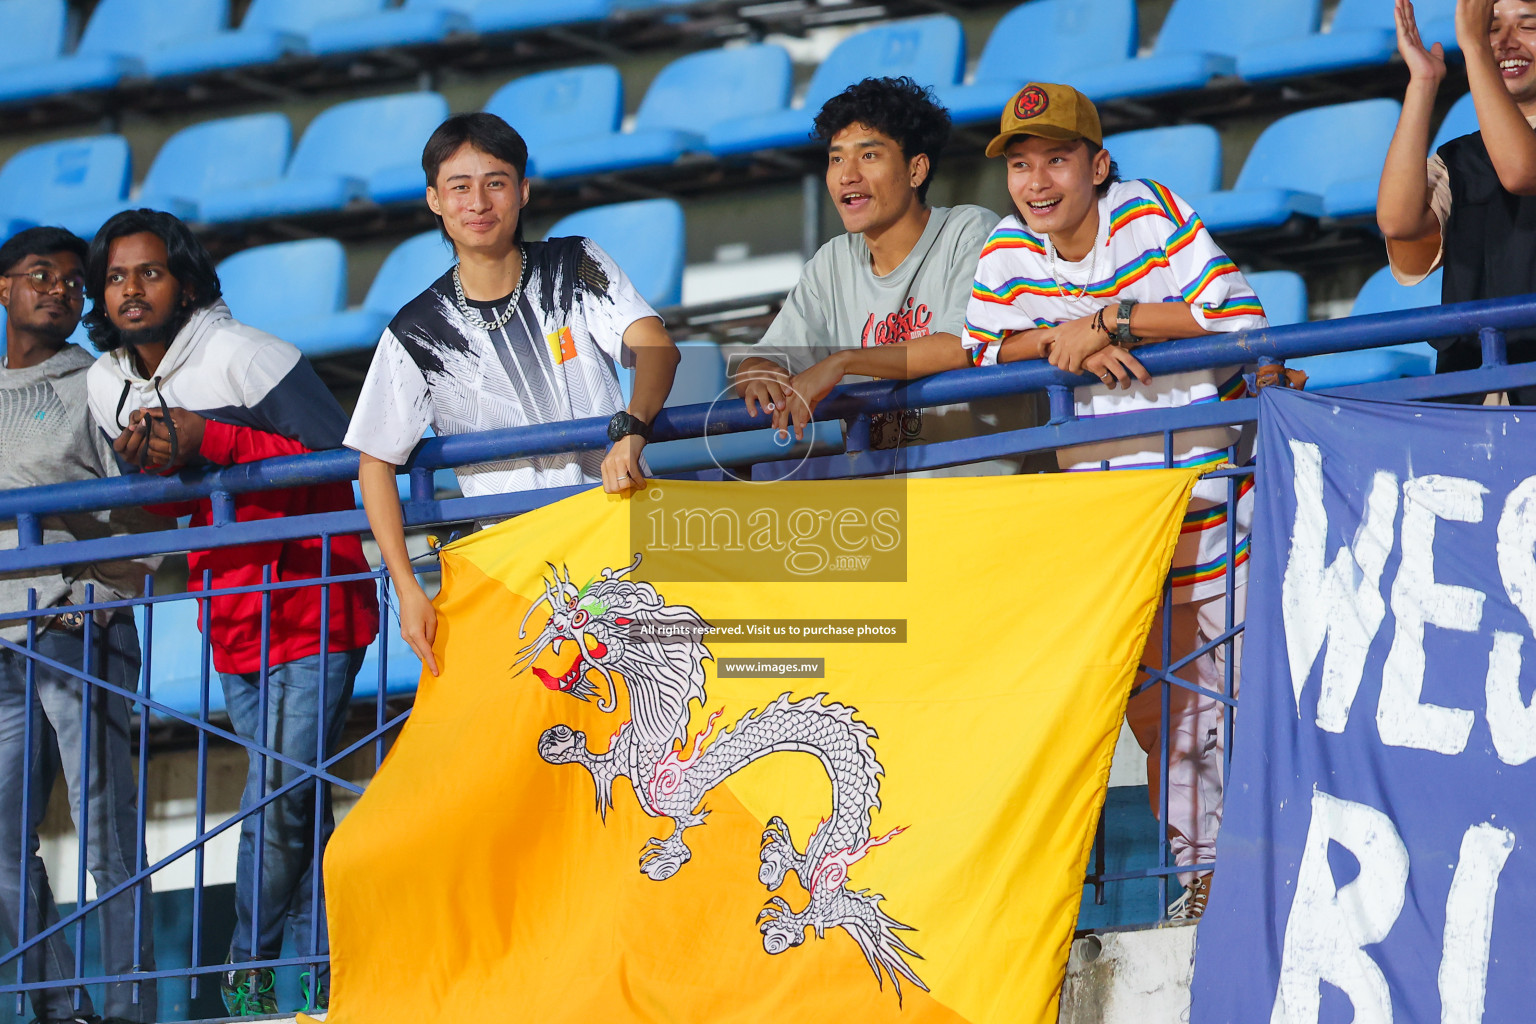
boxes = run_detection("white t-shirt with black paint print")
[344,237,658,496]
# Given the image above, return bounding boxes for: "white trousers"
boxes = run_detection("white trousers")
[1126,583,1245,885]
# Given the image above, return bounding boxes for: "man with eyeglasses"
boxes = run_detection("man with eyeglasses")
[0,226,163,1024]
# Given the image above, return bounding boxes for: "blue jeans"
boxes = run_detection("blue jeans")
[219,648,362,974]
[0,618,157,1023]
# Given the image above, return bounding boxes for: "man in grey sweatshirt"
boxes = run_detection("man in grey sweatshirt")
[0,227,162,1024]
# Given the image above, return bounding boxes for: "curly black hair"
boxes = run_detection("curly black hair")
[84,209,222,352]
[813,76,951,204]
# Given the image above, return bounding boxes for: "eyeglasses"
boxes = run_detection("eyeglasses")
[5,267,85,297]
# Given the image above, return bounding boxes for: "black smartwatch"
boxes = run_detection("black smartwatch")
[607,410,652,443]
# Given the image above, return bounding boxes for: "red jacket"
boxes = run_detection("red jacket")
[149,420,379,675]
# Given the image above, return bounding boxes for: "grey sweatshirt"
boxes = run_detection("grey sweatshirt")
[0,344,166,641]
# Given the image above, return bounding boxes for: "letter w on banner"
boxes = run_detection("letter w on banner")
[1192,388,1533,1024]
[312,473,1199,1024]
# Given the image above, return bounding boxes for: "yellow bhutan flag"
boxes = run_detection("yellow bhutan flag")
[313,471,1200,1024]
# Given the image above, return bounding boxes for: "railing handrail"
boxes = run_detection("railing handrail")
[0,292,1529,524]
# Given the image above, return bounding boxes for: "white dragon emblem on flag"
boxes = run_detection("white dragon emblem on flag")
[515,555,926,999]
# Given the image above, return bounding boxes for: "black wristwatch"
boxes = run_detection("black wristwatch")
[607,410,653,443]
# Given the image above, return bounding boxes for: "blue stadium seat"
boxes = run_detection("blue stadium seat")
[546,199,684,308]
[1103,125,1221,199]
[0,2,68,94]
[706,15,966,157]
[536,45,792,179]
[1192,99,1401,234]
[62,114,292,239]
[470,0,611,34]
[0,0,226,104]
[306,0,473,55]
[1072,0,1319,102]
[1433,92,1478,152]
[1290,267,1441,387]
[135,598,227,718]
[1238,0,1457,81]
[934,0,1137,125]
[1246,270,1308,327]
[198,92,450,223]
[481,65,624,181]
[296,231,455,357]
[0,136,131,241]
[144,0,387,78]
[217,239,348,342]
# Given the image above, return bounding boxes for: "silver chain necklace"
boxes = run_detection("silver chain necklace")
[1045,231,1100,301]
[451,247,528,332]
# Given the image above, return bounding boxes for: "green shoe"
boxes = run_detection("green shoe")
[300,968,329,1015]
[220,959,278,1016]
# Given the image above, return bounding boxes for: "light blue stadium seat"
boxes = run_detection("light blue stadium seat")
[1290,267,1441,388]
[1237,0,1455,81]
[536,44,792,179]
[1072,0,1318,103]
[1412,0,1462,55]
[144,0,386,78]
[0,136,132,241]
[706,15,966,157]
[135,598,227,718]
[61,114,292,239]
[470,0,611,34]
[0,2,68,95]
[1103,125,1221,199]
[0,0,226,104]
[199,92,449,223]
[297,231,455,357]
[934,0,1136,125]
[546,199,684,308]
[480,65,623,182]
[306,0,473,56]
[1191,99,1401,234]
[1246,270,1308,327]
[217,239,348,343]
[1433,92,1478,152]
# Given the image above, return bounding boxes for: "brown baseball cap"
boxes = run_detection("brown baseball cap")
[985,82,1103,158]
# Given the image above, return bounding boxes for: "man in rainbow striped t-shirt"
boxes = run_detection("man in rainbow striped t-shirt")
[961,82,1268,920]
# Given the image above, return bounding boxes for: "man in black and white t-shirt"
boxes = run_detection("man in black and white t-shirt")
[347,113,679,676]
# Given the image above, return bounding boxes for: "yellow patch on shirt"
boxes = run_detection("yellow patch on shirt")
[545,326,577,364]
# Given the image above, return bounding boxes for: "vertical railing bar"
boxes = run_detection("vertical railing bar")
[189,570,212,1000]
[308,537,334,991]
[132,576,153,1011]
[375,576,388,771]
[250,564,273,973]
[1158,430,1174,918]
[73,583,93,1008]
[14,588,37,1016]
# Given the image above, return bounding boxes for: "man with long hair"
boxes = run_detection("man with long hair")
[0,226,161,1024]
[347,113,679,676]
[83,210,378,1016]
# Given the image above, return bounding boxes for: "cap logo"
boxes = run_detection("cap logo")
[1014,86,1050,121]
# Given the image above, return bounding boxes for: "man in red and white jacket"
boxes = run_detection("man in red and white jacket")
[83,210,376,1016]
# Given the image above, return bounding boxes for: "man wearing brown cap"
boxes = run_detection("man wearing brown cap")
[961,82,1269,921]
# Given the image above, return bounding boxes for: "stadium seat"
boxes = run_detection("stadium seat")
[1433,91,1478,152]
[217,239,348,342]
[0,0,225,104]
[933,0,1137,125]
[198,92,450,223]
[0,2,68,93]
[535,45,792,178]
[1290,267,1441,387]
[546,199,685,308]
[1102,125,1221,199]
[1191,99,1401,234]
[1071,0,1319,102]
[470,0,611,35]
[306,0,474,55]
[61,113,292,239]
[1246,270,1308,327]
[296,231,456,358]
[0,136,131,241]
[706,15,965,157]
[144,0,386,78]
[1236,0,1458,81]
[480,65,624,182]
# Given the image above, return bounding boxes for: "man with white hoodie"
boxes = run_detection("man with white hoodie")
[84,210,377,1017]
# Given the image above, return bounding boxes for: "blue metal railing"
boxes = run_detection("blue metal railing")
[0,295,1532,1021]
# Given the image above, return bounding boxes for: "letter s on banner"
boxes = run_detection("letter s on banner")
[1377,476,1486,755]
[1281,440,1398,728]
[1271,788,1408,1024]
